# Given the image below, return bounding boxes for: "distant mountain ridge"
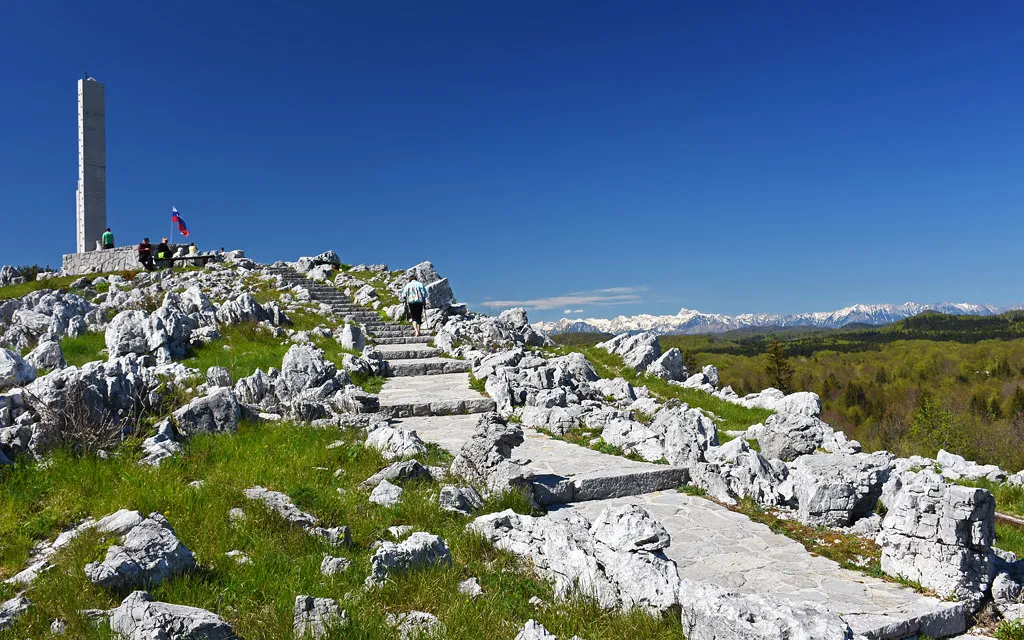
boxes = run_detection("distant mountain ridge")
[534,302,1024,335]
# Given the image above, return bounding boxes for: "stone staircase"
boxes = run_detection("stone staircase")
[263,264,963,638]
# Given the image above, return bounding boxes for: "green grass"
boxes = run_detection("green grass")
[468,374,487,395]
[348,372,386,394]
[996,522,1024,558]
[552,345,773,432]
[59,333,108,368]
[0,270,143,302]
[183,323,360,389]
[0,421,684,639]
[997,618,1024,640]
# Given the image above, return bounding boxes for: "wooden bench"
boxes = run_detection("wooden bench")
[153,254,218,269]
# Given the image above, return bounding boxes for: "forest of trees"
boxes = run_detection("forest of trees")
[554,313,1024,471]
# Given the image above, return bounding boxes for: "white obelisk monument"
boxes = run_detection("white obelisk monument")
[76,77,106,253]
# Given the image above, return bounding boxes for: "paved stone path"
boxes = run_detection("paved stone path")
[274,266,967,638]
[554,492,968,639]
[397,414,686,504]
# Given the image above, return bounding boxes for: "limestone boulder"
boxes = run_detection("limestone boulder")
[277,344,336,402]
[425,278,455,310]
[596,332,662,372]
[655,406,718,467]
[110,590,237,640]
[678,579,853,640]
[449,413,533,497]
[173,388,242,436]
[756,413,831,462]
[439,485,485,515]
[646,348,687,381]
[25,341,66,371]
[369,479,403,506]
[293,595,346,639]
[364,425,427,461]
[0,266,25,287]
[876,470,995,607]
[84,513,197,590]
[0,349,36,390]
[785,452,893,527]
[366,532,452,586]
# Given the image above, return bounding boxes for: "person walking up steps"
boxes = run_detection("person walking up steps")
[101,228,114,249]
[401,278,428,337]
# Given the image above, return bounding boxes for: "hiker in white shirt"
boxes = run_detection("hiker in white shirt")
[400,279,428,337]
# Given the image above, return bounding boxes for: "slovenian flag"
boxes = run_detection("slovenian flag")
[171,207,190,237]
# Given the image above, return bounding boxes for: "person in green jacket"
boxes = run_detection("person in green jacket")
[101,228,114,250]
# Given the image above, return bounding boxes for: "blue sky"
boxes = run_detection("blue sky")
[1,2,1022,322]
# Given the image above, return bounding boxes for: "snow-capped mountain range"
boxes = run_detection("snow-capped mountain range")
[534,302,1024,335]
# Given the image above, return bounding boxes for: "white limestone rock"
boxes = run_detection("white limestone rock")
[514,619,558,640]
[876,469,995,607]
[0,348,36,391]
[244,486,319,528]
[386,610,445,639]
[360,459,433,489]
[366,532,452,586]
[646,348,687,381]
[110,590,238,640]
[320,555,351,576]
[84,513,197,590]
[756,413,831,462]
[439,485,484,515]
[470,505,681,614]
[596,332,662,372]
[172,388,242,436]
[369,479,404,507]
[293,595,346,639]
[139,419,182,467]
[365,425,427,461]
[655,405,718,467]
[458,577,483,598]
[449,413,533,497]
[206,366,231,388]
[0,595,30,632]
[25,340,66,371]
[785,452,893,527]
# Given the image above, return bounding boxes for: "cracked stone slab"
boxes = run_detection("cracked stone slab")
[395,414,686,505]
[551,491,968,639]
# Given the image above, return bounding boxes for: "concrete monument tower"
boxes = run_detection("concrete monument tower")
[76,77,106,253]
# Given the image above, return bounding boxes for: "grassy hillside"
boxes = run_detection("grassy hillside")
[554,312,1024,471]
[0,422,682,639]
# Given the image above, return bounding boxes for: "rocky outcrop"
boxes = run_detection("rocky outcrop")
[386,610,445,639]
[0,595,30,632]
[646,348,687,381]
[784,452,893,527]
[84,513,197,590]
[470,505,681,613]
[876,470,995,606]
[25,340,66,371]
[753,413,831,462]
[449,413,533,497]
[733,388,822,417]
[110,590,238,640]
[439,485,484,515]
[366,532,452,586]
[244,485,350,547]
[596,332,661,372]
[0,349,36,390]
[369,479,404,506]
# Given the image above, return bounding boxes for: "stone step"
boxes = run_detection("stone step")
[553,493,968,640]
[378,372,496,418]
[375,344,441,360]
[386,358,470,377]
[395,413,687,506]
[375,336,434,345]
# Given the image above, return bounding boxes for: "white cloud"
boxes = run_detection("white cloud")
[563,308,586,314]
[480,287,646,311]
